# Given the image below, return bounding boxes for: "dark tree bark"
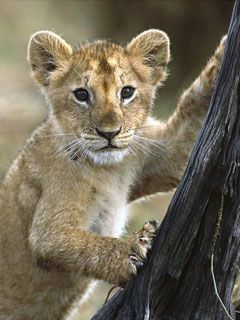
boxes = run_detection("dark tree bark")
[92,2,240,319]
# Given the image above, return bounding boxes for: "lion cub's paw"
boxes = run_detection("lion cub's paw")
[112,220,160,287]
[129,220,160,265]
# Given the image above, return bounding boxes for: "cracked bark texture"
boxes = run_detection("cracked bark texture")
[92,1,240,319]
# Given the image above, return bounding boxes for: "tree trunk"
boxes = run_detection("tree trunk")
[92,1,240,319]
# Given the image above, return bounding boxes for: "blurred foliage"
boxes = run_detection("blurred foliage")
[0,1,233,319]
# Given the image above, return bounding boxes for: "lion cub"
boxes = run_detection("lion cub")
[0,30,225,319]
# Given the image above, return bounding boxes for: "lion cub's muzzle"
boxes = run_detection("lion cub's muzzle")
[95,127,121,145]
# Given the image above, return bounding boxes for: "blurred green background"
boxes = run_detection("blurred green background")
[0,1,232,319]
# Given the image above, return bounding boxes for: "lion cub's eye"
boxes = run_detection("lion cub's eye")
[121,86,135,100]
[73,88,90,103]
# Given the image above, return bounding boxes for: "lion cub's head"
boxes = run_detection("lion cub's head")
[28,30,170,165]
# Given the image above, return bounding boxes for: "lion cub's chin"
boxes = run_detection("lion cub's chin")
[88,148,130,166]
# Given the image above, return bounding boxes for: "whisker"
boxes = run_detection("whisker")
[134,135,166,152]
[131,140,150,157]
[69,141,90,164]
[133,125,160,131]
[82,146,92,162]
[57,139,83,155]
[56,138,86,161]
[81,135,102,141]
[118,133,133,139]
[132,139,159,157]
[76,141,91,163]
[128,144,138,159]
[40,133,78,138]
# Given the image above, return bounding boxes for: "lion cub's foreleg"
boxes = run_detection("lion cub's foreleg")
[129,36,227,201]
[171,35,227,133]
[30,216,159,286]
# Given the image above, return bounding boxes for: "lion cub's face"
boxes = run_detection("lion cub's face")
[28,30,170,165]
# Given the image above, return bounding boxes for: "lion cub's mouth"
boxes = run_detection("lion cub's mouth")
[63,134,131,165]
[98,143,119,151]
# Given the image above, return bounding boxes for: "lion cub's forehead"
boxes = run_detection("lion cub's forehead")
[71,41,132,78]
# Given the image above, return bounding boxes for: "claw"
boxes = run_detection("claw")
[129,254,139,263]
[138,237,150,245]
[148,220,160,229]
[129,253,144,269]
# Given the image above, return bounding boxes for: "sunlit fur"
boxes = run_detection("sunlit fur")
[88,149,130,166]
[27,30,171,167]
[0,30,227,320]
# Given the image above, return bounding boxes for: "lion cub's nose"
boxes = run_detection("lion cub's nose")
[96,128,121,141]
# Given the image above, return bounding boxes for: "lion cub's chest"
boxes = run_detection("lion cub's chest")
[84,170,131,238]
[89,204,128,238]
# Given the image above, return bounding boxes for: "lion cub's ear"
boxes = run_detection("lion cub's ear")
[127,29,170,84]
[27,31,72,87]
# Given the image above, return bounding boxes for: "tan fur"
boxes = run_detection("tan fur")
[0,30,226,319]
